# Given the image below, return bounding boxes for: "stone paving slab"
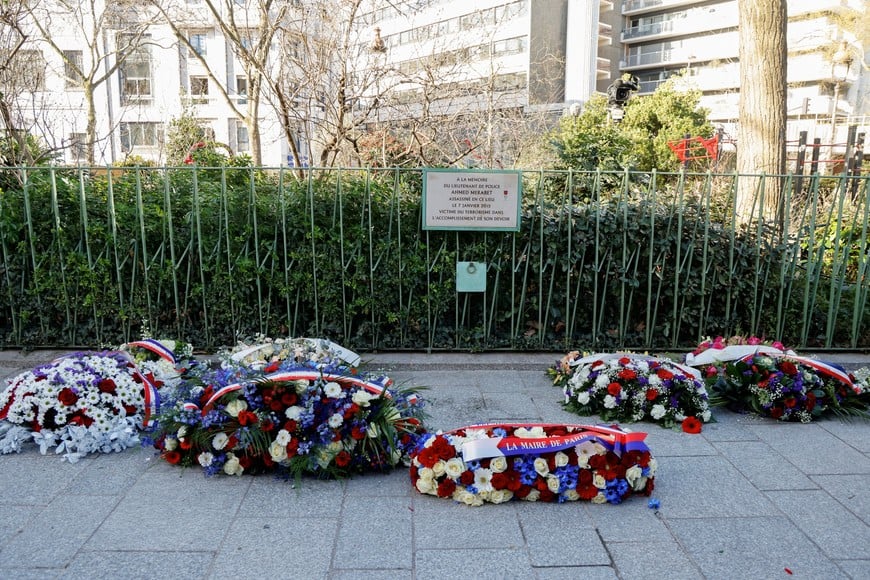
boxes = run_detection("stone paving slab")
[1,349,869,579]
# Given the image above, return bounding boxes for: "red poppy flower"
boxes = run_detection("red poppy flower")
[164,451,182,464]
[179,439,192,450]
[681,416,702,434]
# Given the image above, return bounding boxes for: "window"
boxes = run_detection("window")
[63,50,83,88]
[120,122,163,151]
[68,133,87,161]
[236,76,247,104]
[189,32,207,57]
[189,76,209,103]
[236,123,250,153]
[120,47,151,104]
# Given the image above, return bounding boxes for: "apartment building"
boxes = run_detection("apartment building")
[619,0,868,148]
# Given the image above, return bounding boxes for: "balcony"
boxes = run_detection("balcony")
[622,0,701,17]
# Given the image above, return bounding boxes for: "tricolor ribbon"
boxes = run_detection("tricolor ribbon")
[741,351,859,394]
[123,339,178,365]
[189,370,414,417]
[570,352,702,380]
[454,422,650,462]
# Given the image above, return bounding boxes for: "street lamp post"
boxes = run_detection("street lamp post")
[829,42,853,156]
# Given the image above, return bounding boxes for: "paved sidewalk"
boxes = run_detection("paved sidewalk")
[0,350,869,579]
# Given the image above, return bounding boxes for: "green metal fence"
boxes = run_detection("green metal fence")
[0,165,867,352]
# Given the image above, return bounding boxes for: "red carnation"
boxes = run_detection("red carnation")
[351,426,366,440]
[784,397,797,409]
[281,392,298,406]
[98,379,117,394]
[237,410,258,426]
[681,417,702,434]
[416,447,439,468]
[286,438,299,456]
[335,450,351,467]
[656,369,674,381]
[239,455,253,470]
[58,388,79,406]
[164,450,182,464]
[179,439,192,450]
[264,362,280,373]
[645,388,658,401]
[607,382,622,397]
[283,420,298,432]
[770,407,784,419]
[577,483,598,500]
[436,478,457,498]
[617,369,637,380]
[618,357,631,365]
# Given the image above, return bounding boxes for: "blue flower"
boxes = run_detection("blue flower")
[648,498,660,509]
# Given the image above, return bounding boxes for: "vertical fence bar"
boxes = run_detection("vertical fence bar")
[191,167,210,345]
[48,168,72,342]
[104,166,128,340]
[851,178,870,347]
[644,170,656,347]
[161,169,182,340]
[134,168,153,333]
[307,169,320,337]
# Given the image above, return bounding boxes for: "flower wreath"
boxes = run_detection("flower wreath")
[563,353,711,431]
[410,423,656,505]
[684,335,791,368]
[220,335,362,372]
[705,351,869,422]
[0,350,162,462]
[146,357,428,479]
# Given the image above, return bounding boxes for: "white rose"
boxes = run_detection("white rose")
[417,467,435,482]
[591,492,608,504]
[197,452,214,467]
[533,457,549,477]
[164,437,178,451]
[453,489,484,506]
[352,390,375,407]
[285,406,303,421]
[269,441,288,462]
[563,489,580,501]
[524,489,541,502]
[415,477,436,495]
[212,432,229,450]
[488,489,514,504]
[323,382,343,399]
[625,465,643,487]
[225,399,247,418]
[546,476,561,493]
[328,413,344,428]
[432,460,447,477]
[489,456,508,473]
[444,458,465,478]
[554,452,570,468]
[647,458,658,476]
[223,453,243,476]
[650,404,667,420]
[593,474,607,489]
[576,391,591,405]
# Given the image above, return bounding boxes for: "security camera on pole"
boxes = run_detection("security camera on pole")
[606,75,639,124]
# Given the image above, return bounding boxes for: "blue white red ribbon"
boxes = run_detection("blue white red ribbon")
[188,370,415,416]
[124,339,178,364]
[455,422,650,462]
[742,351,859,394]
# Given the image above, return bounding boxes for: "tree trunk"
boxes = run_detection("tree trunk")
[736,0,787,222]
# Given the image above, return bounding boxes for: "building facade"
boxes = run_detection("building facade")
[619,0,868,150]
